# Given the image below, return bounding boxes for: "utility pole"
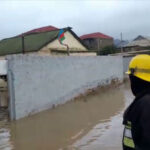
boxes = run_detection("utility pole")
[120,32,123,53]
[22,35,25,54]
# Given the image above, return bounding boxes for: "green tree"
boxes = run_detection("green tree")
[98,45,119,55]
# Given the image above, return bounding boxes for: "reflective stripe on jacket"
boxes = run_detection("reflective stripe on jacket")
[123,121,135,149]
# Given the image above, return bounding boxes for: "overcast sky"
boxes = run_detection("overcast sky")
[0,0,150,40]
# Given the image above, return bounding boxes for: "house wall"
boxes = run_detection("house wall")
[50,52,97,56]
[83,38,113,50]
[7,55,123,120]
[123,46,138,52]
[18,50,96,57]
[37,47,52,55]
[26,50,52,56]
[123,46,147,52]
[40,31,87,52]
[0,79,8,107]
[83,38,98,50]
[98,38,113,49]
[70,52,97,56]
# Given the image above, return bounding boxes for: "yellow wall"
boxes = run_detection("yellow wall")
[37,47,51,55]
[41,31,87,51]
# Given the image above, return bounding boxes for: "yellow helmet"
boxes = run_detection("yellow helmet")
[126,54,150,82]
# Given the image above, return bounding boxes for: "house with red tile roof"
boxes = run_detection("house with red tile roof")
[80,32,113,51]
[19,25,59,36]
[0,25,96,57]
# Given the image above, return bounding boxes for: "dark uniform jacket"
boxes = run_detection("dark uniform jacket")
[123,89,150,150]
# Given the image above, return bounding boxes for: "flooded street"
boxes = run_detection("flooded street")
[0,82,134,150]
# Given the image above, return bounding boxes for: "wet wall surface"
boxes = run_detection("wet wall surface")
[0,82,133,150]
[7,55,123,120]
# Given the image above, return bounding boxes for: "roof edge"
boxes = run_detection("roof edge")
[80,32,113,40]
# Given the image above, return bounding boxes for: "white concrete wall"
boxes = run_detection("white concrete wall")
[123,56,133,77]
[42,31,87,51]
[7,55,123,120]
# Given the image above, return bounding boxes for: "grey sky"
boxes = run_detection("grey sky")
[0,0,150,40]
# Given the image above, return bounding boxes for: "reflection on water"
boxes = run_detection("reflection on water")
[0,128,13,150]
[0,82,133,150]
[70,82,133,150]
[0,109,13,150]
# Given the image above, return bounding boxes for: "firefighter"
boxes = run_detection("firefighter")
[123,54,150,150]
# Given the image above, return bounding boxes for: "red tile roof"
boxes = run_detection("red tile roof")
[80,32,113,40]
[21,25,59,36]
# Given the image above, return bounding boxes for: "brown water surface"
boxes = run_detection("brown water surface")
[0,82,133,150]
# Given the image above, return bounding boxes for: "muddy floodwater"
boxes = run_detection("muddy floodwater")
[0,82,133,150]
